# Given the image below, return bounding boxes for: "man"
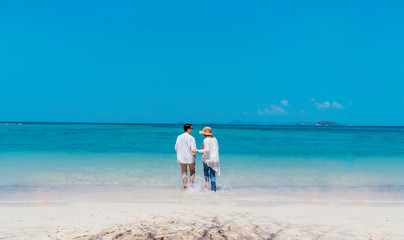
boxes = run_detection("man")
[175,123,198,189]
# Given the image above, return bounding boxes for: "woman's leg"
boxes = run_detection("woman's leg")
[209,167,216,192]
[203,163,209,187]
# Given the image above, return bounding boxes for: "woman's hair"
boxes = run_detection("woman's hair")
[183,123,192,132]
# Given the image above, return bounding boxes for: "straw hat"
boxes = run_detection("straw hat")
[199,126,213,136]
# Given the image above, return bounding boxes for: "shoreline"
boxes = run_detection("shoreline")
[2,184,404,205]
[3,196,404,206]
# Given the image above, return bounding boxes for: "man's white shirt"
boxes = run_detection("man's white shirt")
[175,133,196,164]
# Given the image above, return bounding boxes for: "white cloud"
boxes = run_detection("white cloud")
[280,99,288,106]
[332,101,344,109]
[258,105,288,115]
[316,101,330,109]
[314,100,345,110]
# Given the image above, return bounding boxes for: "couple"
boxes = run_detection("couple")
[175,123,220,192]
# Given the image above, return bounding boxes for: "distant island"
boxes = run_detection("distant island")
[314,120,339,127]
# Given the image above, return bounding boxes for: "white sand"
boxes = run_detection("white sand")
[1,194,404,240]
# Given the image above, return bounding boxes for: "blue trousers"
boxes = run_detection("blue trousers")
[203,162,216,191]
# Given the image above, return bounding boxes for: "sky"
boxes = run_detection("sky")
[1,1,403,125]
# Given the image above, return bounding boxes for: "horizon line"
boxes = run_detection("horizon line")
[0,121,403,127]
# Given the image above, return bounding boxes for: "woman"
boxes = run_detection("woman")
[197,127,220,192]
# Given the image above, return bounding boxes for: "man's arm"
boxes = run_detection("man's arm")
[190,137,197,154]
[175,137,179,152]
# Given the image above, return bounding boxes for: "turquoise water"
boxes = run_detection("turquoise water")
[1,123,404,200]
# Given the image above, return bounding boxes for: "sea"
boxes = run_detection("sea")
[1,123,404,202]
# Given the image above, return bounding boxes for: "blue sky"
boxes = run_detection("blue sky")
[1,1,403,125]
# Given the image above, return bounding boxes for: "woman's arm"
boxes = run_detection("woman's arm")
[198,140,210,154]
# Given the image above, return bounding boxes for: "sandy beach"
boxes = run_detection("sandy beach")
[1,192,403,240]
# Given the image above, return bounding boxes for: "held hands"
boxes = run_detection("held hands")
[192,149,199,154]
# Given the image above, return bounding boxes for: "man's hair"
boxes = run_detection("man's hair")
[183,123,192,132]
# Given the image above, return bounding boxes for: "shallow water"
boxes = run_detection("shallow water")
[1,123,404,201]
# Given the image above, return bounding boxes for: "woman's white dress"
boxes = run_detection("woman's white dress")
[198,137,220,176]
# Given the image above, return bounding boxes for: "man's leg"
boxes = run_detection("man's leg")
[203,162,210,187]
[189,162,196,187]
[180,163,188,188]
[209,167,216,192]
